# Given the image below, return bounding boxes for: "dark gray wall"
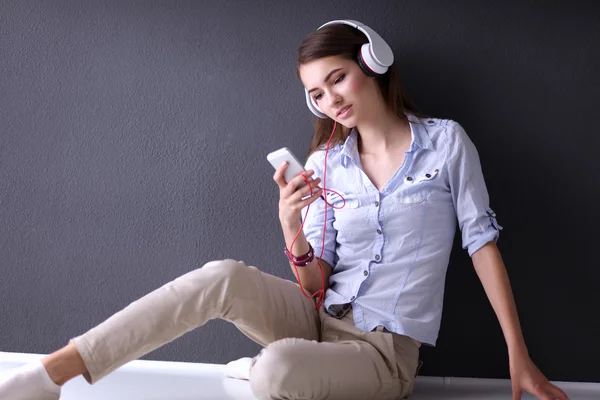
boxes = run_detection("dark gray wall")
[1,0,598,382]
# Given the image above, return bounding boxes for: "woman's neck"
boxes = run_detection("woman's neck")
[356,113,412,156]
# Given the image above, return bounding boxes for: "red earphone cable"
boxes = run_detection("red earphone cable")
[288,121,346,310]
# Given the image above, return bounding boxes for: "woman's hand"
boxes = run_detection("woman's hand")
[510,354,569,400]
[273,162,323,228]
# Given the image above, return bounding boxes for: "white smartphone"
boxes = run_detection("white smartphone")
[267,147,311,189]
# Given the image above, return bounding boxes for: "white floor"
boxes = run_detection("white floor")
[1,352,599,399]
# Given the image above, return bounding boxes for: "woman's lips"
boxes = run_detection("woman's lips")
[336,105,353,118]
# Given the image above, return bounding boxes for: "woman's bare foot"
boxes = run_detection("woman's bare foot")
[225,357,254,380]
[0,359,61,400]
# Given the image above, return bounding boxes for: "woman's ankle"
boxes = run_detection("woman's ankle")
[41,343,88,386]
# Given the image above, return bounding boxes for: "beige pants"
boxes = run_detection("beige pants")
[70,259,420,400]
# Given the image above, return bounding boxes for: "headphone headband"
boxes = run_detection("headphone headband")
[304,20,394,119]
[317,20,394,68]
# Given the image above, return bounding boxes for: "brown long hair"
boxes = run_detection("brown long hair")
[296,23,429,159]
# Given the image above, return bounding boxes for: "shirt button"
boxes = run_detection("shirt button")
[377,229,382,235]
[406,177,413,182]
[350,296,356,301]
[374,201,379,207]
[374,255,380,261]
[363,270,369,276]
[425,173,431,178]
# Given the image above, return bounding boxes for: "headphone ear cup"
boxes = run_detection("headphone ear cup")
[357,49,380,78]
[304,88,328,119]
[358,42,388,76]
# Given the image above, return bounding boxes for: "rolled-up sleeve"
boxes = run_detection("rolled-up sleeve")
[300,151,338,268]
[446,121,503,257]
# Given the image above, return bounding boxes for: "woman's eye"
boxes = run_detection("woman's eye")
[313,75,344,101]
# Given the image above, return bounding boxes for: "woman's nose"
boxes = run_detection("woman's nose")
[327,92,342,108]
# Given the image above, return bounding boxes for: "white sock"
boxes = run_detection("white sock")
[0,359,61,400]
[224,357,253,380]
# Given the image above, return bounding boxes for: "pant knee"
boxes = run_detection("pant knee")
[188,258,249,286]
[201,258,246,273]
[176,259,252,306]
[249,339,315,399]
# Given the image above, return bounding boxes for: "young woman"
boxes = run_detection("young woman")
[0,20,568,400]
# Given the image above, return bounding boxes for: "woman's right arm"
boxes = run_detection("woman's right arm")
[280,219,332,294]
[273,161,332,294]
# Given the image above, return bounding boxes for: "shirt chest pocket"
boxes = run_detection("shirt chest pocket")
[330,192,372,231]
[411,168,440,185]
[395,194,427,204]
[328,192,364,209]
[393,168,449,207]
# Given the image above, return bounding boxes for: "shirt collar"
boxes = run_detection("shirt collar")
[340,113,432,168]
[340,128,358,168]
[407,113,433,151]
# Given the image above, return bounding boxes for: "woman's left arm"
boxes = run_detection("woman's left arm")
[472,241,569,400]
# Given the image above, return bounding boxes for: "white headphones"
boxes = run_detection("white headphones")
[304,19,394,119]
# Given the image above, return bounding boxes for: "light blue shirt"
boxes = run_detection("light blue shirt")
[301,114,503,346]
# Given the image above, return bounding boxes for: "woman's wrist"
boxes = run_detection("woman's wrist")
[284,242,314,266]
[280,217,302,232]
[508,340,529,359]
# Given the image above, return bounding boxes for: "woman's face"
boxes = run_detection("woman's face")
[299,55,381,127]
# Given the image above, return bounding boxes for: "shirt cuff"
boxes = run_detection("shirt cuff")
[467,230,500,257]
[312,246,336,267]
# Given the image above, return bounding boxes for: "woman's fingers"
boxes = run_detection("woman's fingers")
[300,187,324,208]
[272,162,290,188]
[291,177,322,202]
[272,162,316,193]
[288,169,316,193]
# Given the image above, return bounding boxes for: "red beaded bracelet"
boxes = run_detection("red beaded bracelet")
[284,243,314,267]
